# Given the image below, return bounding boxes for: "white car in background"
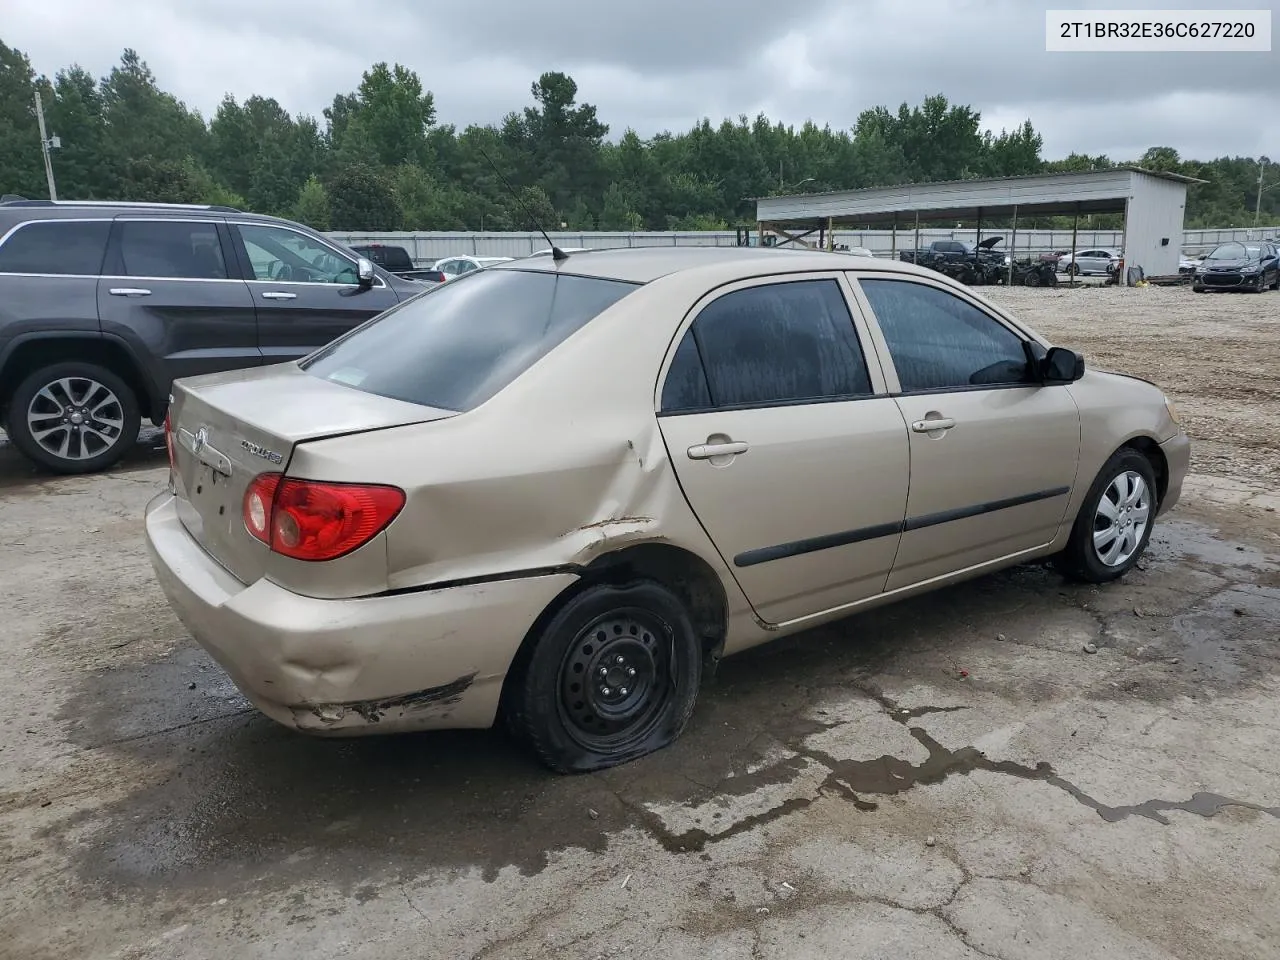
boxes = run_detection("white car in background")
[433,255,514,278]
[1057,249,1121,276]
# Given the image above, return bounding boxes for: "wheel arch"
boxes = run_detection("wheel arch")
[0,333,159,423]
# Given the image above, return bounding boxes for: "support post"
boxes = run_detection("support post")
[975,207,983,277]
[1070,203,1080,285]
[914,211,920,265]
[826,217,834,251]
[891,216,897,256]
[1008,204,1018,286]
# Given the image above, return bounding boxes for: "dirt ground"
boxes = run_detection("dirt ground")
[1,285,1278,960]
[984,285,1280,485]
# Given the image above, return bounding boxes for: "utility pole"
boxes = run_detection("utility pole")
[1257,159,1267,226]
[33,91,59,201]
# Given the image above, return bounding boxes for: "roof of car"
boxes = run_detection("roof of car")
[495,245,931,284]
[0,199,309,228]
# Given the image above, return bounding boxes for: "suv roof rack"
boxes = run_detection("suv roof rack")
[0,199,240,212]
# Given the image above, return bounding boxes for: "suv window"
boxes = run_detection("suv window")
[238,224,359,284]
[302,269,638,412]
[0,220,110,275]
[118,220,227,279]
[662,279,871,412]
[858,278,1031,392]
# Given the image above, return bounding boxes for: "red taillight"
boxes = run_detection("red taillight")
[242,473,405,562]
[164,410,175,471]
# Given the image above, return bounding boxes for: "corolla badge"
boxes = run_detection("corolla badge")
[240,438,284,465]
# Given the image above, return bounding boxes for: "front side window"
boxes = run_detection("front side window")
[664,278,872,411]
[858,278,1031,393]
[118,220,227,280]
[303,269,638,412]
[238,224,358,284]
[0,220,110,276]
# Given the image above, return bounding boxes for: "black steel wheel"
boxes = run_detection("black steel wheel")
[1024,270,1041,287]
[557,610,674,754]
[512,580,702,773]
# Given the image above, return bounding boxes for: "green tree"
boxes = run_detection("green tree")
[0,41,44,197]
[326,63,435,169]
[100,49,207,176]
[290,175,331,230]
[328,163,402,230]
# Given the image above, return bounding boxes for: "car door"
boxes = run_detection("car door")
[851,274,1080,591]
[656,274,911,626]
[98,217,260,389]
[230,221,401,363]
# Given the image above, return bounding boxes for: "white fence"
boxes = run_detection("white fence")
[327,225,1280,266]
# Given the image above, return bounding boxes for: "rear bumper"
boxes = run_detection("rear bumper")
[144,492,578,736]
[1157,431,1191,517]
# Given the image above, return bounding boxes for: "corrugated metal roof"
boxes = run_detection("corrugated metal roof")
[754,166,1206,226]
[750,166,1205,203]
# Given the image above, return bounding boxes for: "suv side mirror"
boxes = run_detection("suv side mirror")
[356,257,375,288]
[1042,346,1085,384]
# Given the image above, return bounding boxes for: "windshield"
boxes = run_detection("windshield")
[301,269,639,412]
[1206,242,1262,260]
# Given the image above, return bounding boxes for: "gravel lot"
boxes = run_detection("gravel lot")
[1,285,1278,960]
[984,284,1280,484]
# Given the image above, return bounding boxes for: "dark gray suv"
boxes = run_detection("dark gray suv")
[0,200,431,474]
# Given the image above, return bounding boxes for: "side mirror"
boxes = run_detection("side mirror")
[356,257,375,287]
[1042,346,1085,384]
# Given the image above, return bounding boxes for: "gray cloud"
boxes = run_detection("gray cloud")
[5,0,1277,160]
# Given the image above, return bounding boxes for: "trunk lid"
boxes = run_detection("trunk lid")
[169,363,454,584]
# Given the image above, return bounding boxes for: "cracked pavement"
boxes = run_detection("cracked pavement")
[3,443,1280,957]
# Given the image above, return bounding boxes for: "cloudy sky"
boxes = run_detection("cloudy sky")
[5,0,1278,161]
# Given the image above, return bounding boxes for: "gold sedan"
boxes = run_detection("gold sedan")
[145,247,1189,772]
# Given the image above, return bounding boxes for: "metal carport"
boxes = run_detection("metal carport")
[754,167,1205,281]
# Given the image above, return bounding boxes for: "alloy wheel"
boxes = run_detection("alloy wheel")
[25,376,126,462]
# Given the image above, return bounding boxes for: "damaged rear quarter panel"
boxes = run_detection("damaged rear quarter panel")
[287,268,764,642]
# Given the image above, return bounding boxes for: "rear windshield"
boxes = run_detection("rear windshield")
[301,268,639,412]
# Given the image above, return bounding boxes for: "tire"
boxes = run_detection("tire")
[1054,448,1158,584]
[513,580,702,773]
[5,362,140,475]
[1024,270,1041,288]
[1192,285,1205,293]
[1067,263,1081,277]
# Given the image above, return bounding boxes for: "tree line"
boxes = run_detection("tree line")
[0,42,1274,233]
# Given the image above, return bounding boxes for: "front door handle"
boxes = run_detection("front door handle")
[261,291,298,300]
[108,287,151,297]
[911,417,956,433]
[688,440,748,460]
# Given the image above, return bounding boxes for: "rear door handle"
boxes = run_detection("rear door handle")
[911,417,956,433]
[261,291,297,300]
[108,287,151,297]
[688,441,748,460]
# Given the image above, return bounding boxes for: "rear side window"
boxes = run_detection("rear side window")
[663,279,871,411]
[302,269,638,412]
[118,220,228,279]
[0,220,110,275]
